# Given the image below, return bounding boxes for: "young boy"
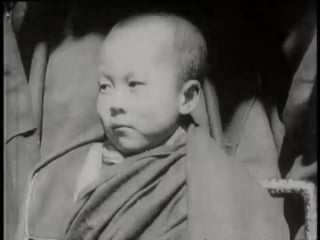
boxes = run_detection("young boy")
[20,13,289,240]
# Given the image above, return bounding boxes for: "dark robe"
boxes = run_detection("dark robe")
[61,123,289,240]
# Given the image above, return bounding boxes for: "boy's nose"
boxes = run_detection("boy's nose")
[110,107,125,117]
[108,88,128,117]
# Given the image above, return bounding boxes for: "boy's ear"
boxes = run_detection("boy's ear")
[179,79,201,115]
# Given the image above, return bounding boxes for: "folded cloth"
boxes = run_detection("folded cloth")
[73,127,187,202]
[40,33,105,163]
[4,14,40,240]
[63,122,288,240]
[4,14,36,143]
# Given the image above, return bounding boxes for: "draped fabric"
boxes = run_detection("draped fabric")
[14,33,106,240]
[65,143,188,240]
[39,34,105,162]
[4,14,40,240]
[4,14,36,143]
[62,120,289,240]
[280,31,317,240]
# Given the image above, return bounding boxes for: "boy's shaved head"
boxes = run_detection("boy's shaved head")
[109,13,208,83]
[98,13,206,155]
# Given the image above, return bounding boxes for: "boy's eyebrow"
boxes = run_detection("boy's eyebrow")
[124,72,134,81]
[98,70,114,83]
[98,70,139,83]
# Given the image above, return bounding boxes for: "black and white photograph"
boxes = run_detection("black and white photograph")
[4,1,317,240]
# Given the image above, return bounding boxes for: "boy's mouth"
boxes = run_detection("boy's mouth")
[111,124,134,131]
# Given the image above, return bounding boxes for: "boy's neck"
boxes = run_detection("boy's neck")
[165,126,187,146]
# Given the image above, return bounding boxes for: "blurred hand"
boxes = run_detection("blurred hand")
[286,155,317,180]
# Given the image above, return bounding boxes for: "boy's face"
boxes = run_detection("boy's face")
[97,24,183,155]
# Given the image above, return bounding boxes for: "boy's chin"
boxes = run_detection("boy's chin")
[114,138,150,156]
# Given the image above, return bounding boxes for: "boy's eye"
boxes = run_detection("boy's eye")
[128,81,145,88]
[98,81,112,92]
[99,84,107,90]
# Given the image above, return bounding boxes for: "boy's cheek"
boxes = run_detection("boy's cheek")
[97,110,111,131]
[97,100,110,118]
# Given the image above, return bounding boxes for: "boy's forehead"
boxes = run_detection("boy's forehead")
[108,17,175,42]
[100,20,177,60]
[98,17,185,82]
